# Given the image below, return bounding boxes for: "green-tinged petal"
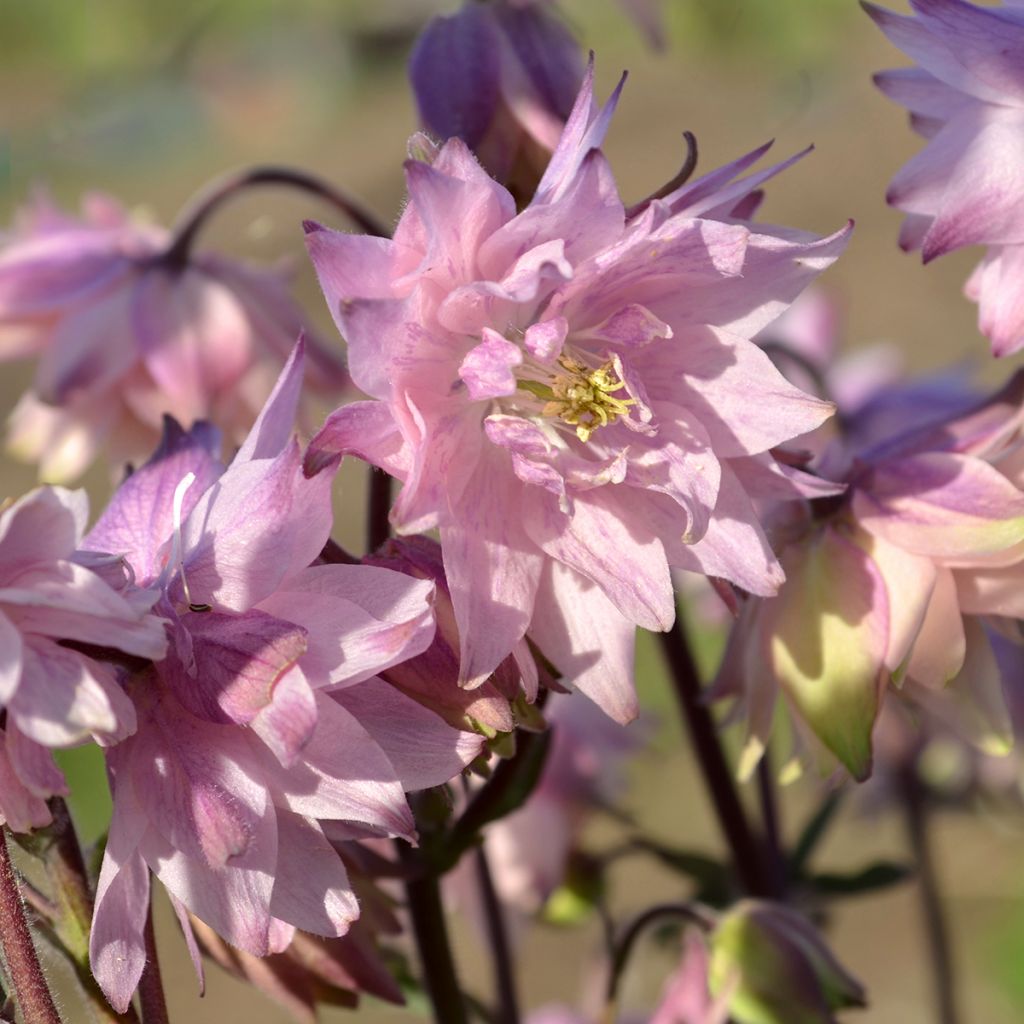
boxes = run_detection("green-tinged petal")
[767,525,889,780]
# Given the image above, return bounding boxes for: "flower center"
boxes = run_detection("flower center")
[517,356,634,442]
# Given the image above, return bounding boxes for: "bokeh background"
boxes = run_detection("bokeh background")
[2,1,1023,1021]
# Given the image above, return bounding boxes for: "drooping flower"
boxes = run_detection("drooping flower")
[708,901,865,1024]
[305,65,849,723]
[82,342,481,1012]
[718,369,1024,780]
[0,191,347,481]
[409,0,584,196]
[865,0,1024,355]
[0,485,167,832]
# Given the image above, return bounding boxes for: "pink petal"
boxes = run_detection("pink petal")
[459,327,523,399]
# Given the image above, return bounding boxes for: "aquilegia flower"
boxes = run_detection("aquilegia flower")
[82,342,480,1011]
[0,484,166,832]
[866,0,1024,355]
[305,65,849,723]
[0,191,347,481]
[718,369,1024,780]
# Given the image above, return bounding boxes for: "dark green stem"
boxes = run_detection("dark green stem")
[474,845,520,1024]
[137,899,169,1024]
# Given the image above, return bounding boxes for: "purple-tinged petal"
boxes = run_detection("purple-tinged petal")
[333,678,482,790]
[529,560,638,723]
[163,609,307,726]
[181,439,335,612]
[854,452,1024,562]
[578,303,672,349]
[443,449,545,686]
[956,561,1024,618]
[526,485,674,632]
[0,732,52,832]
[0,485,87,578]
[258,564,435,689]
[0,611,23,707]
[524,316,569,362]
[265,694,413,838]
[84,417,223,585]
[234,338,306,464]
[459,328,523,400]
[270,811,358,937]
[304,399,410,480]
[90,770,151,1014]
[6,726,66,797]
[249,666,318,767]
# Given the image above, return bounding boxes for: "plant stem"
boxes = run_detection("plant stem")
[755,753,787,898]
[137,899,169,1024]
[657,615,776,898]
[396,840,469,1024]
[366,469,393,553]
[900,766,959,1024]
[602,901,715,1024]
[473,845,520,1024]
[0,829,63,1024]
[161,165,390,268]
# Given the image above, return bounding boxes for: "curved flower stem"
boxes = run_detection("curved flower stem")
[137,898,169,1024]
[0,829,63,1024]
[657,615,777,898]
[602,901,715,1023]
[396,840,469,1024]
[900,766,959,1024]
[473,844,520,1024]
[161,165,390,268]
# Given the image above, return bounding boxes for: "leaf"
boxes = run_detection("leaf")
[809,861,912,899]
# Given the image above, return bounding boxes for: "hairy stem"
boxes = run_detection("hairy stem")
[161,165,390,268]
[657,615,776,898]
[474,845,520,1024]
[137,899,169,1024]
[396,841,469,1024]
[900,767,959,1024]
[0,829,63,1024]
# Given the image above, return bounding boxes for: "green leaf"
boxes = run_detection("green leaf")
[809,862,912,899]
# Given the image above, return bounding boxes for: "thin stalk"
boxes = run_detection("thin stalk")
[900,767,959,1024]
[161,165,390,268]
[366,469,393,553]
[755,754,787,898]
[137,900,169,1024]
[657,615,776,898]
[0,829,63,1024]
[602,902,715,1024]
[396,841,469,1024]
[473,845,520,1024]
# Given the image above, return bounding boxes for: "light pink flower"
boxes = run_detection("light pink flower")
[305,67,849,723]
[83,343,481,1012]
[0,485,166,831]
[0,191,347,481]
[718,370,1024,780]
[866,0,1024,355]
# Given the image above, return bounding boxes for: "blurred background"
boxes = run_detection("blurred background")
[2,1,1023,1021]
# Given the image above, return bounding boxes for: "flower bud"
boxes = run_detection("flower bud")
[709,901,866,1024]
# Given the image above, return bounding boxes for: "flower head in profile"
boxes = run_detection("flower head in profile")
[0,191,347,481]
[866,0,1024,355]
[305,64,849,724]
[0,484,166,832]
[82,343,480,1012]
[409,0,584,193]
[719,369,1024,780]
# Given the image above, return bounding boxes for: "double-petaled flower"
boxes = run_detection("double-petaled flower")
[866,0,1024,355]
[82,343,480,1011]
[305,66,850,724]
[0,191,347,481]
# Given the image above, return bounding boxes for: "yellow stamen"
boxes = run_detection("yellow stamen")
[538,356,635,442]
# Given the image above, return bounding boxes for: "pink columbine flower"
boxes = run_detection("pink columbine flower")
[409,0,584,192]
[82,342,480,1012]
[865,0,1024,355]
[0,191,347,481]
[0,485,167,832]
[719,370,1024,780]
[305,65,849,723]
